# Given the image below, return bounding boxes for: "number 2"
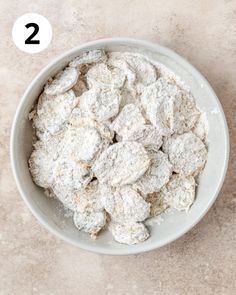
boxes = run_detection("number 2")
[25,23,40,44]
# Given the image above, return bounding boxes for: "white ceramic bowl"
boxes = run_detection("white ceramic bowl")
[10,38,229,255]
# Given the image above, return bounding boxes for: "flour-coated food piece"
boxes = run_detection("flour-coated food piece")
[34,126,66,144]
[52,158,92,191]
[122,124,163,151]
[35,129,65,156]
[108,53,138,107]
[109,222,149,245]
[140,79,174,136]
[167,132,207,176]
[52,180,104,212]
[49,155,93,210]
[62,117,113,164]
[33,90,78,135]
[108,52,136,86]
[101,185,150,223]
[69,116,113,142]
[73,210,106,234]
[72,80,87,97]
[87,63,126,89]
[73,181,104,213]
[29,132,64,188]
[111,104,145,138]
[29,140,56,188]
[123,53,157,86]
[44,67,79,96]
[161,174,196,211]
[79,88,121,121]
[134,151,172,194]
[192,112,209,141]
[92,141,150,186]
[172,91,200,135]
[140,77,199,135]
[62,126,102,163]
[69,49,107,67]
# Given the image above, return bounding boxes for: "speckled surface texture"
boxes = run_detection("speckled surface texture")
[1,0,236,294]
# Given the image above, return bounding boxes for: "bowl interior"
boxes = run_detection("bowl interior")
[11,39,229,255]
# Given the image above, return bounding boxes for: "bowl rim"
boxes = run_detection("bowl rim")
[10,37,230,255]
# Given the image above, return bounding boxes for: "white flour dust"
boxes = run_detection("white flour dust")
[29,49,208,245]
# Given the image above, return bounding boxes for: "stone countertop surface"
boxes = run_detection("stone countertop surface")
[0,0,236,294]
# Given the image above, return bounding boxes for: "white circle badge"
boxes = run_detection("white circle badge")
[12,13,52,54]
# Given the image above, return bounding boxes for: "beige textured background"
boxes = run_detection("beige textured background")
[0,0,236,294]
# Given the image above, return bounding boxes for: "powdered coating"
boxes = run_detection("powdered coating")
[79,88,120,121]
[29,141,55,188]
[192,112,209,141]
[87,63,126,89]
[44,67,79,96]
[160,174,196,211]
[51,186,78,211]
[73,181,104,213]
[92,141,150,187]
[101,185,150,223]
[167,132,207,176]
[28,50,208,245]
[123,53,157,86]
[52,158,92,191]
[108,52,136,86]
[140,77,199,135]
[111,104,145,138]
[33,90,78,135]
[122,125,163,151]
[69,49,106,67]
[62,117,112,164]
[73,211,106,234]
[109,222,149,245]
[134,151,172,194]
